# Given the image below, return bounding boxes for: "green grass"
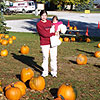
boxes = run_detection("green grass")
[0,32,100,100]
[4,14,40,20]
[4,13,52,20]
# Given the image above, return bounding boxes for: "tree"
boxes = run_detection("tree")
[0,1,8,34]
[39,0,94,11]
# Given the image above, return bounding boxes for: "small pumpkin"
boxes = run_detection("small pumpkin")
[8,39,13,44]
[0,49,8,57]
[0,39,3,43]
[85,38,91,43]
[29,76,45,91]
[71,37,75,42]
[73,26,77,30]
[59,37,63,42]
[76,54,87,65]
[69,26,73,30]
[21,68,34,82]
[20,45,29,54]
[5,85,22,100]
[94,51,100,58]
[11,36,16,40]
[97,43,100,48]
[0,34,4,38]
[64,37,70,42]
[4,35,9,39]
[57,83,76,100]
[69,32,71,34]
[1,39,8,45]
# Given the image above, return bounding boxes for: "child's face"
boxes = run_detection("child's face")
[53,17,58,23]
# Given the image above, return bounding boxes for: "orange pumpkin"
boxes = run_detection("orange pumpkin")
[94,51,100,58]
[0,39,3,43]
[1,39,8,45]
[29,76,45,91]
[0,34,4,38]
[69,32,71,34]
[21,68,34,82]
[11,36,16,40]
[5,85,22,100]
[76,54,87,65]
[4,35,9,39]
[71,37,75,42]
[0,49,8,56]
[64,37,70,42]
[8,39,13,44]
[14,81,26,96]
[97,43,100,48]
[85,38,91,43]
[54,98,62,100]
[69,26,73,30]
[59,37,63,42]
[73,26,77,30]
[57,83,76,100]
[20,45,29,54]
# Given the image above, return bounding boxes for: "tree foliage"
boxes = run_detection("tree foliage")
[0,1,8,34]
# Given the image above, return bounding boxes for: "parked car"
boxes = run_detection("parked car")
[6,1,36,13]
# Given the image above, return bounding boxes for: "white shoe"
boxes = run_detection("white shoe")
[52,74,57,78]
[41,73,48,77]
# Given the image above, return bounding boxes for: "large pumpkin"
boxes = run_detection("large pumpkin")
[5,82,26,96]
[29,76,45,91]
[57,83,76,100]
[94,51,100,58]
[21,68,34,82]
[14,81,26,96]
[20,45,29,54]
[0,49,8,56]
[76,54,87,65]
[1,39,8,45]
[97,43,100,48]
[5,85,22,100]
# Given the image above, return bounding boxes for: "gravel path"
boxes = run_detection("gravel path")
[6,11,100,37]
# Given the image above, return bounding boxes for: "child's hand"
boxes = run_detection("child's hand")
[55,31,59,36]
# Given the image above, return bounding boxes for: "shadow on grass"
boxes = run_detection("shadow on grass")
[94,65,100,68]
[69,60,77,64]
[11,53,43,75]
[50,88,58,99]
[76,49,94,56]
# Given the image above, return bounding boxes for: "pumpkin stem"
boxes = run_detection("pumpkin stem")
[11,83,15,87]
[66,83,70,86]
[59,95,64,100]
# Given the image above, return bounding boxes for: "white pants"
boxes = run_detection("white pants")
[40,45,57,76]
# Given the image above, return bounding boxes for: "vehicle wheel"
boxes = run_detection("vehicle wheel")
[22,9,26,13]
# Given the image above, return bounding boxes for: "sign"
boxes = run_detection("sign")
[85,10,90,14]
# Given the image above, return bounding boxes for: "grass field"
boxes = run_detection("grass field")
[0,32,100,100]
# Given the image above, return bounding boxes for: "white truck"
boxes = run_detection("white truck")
[7,1,36,13]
